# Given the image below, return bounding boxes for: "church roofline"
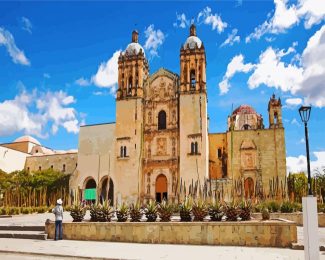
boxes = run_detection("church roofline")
[80,122,116,128]
[149,68,179,83]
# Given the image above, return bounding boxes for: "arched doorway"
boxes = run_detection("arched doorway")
[244,177,254,199]
[84,178,97,205]
[100,177,114,206]
[156,174,167,203]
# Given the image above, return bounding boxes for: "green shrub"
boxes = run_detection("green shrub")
[280,201,294,213]
[317,204,325,213]
[293,203,302,212]
[266,201,280,213]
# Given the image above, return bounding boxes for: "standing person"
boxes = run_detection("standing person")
[52,198,64,240]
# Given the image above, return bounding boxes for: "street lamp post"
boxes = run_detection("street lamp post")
[299,105,319,260]
[298,106,312,196]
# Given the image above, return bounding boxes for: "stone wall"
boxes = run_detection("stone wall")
[252,212,325,227]
[45,220,296,248]
[25,153,77,174]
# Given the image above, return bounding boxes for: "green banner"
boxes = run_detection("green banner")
[84,188,96,200]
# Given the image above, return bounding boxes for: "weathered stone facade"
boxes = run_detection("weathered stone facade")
[70,26,287,204]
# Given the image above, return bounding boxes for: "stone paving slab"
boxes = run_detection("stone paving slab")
[1,238,325,260]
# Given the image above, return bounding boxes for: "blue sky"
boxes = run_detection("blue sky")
[0,1,324,173]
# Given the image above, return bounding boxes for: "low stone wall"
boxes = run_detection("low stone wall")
[45,220,297,248]
[252,212,325,227]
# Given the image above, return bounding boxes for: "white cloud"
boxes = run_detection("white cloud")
[0,27,30,65]
[62,120,79,134]
[220,26,325,107]
[220,28,240,47]
[197,6,227,33]
[173,13,190,28]
[144,25,165,57]
[285,98,303,106]
[246,0,325,42]
[247,46,303,92]
[91,50,121,89]
[43,73,50,79]
[291,118,300,126]
[21,17,32,34]
[287,151,325,174]
[218,54,255,94]
[0,88,81,138]
[75,77,90,87]
[299,25,325,107]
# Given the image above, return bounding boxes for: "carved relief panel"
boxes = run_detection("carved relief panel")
[240,139,257,170]
[156,138,167,156]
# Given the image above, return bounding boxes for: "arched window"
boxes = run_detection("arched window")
[190,69,196,89]
[120,146,124,157]
[62,164,66,172]
[158,110,166,130]
[128,76,132,95]
[274,112,278,125]
[191,142,195,154]
[217,148,222,158]
[242,124,251,130]
[194,142,198,154]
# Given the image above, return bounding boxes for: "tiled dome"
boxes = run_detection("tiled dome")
[14,135,41,145]
[125,42,145,56]
[232,105,257,116]
[183,36,202,49]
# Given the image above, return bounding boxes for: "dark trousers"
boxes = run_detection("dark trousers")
[54,220,63,240]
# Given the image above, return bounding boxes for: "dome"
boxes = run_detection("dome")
[183,36,202,50]
[14,135,41,145]
[125,42,145,56]
[232,105,257,116]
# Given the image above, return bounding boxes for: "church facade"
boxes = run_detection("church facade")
[69,25,287,205]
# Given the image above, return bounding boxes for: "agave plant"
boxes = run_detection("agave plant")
[129,201,142,222]
[90,204,100,222]
[239,200,252,221]
[100,200,114,222]
[208,200,224,221]
[179,197,192,222]
[145,200,158,222]
[192,199,208,221]
[70,204,86,222]
[157,200,173,222]
[116,202,128,222]
[225,201,239,221]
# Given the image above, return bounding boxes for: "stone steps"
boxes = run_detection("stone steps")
[0,230,47,240]
[0,225,44,231]
[291,243,325,251]
[0,225,46,240]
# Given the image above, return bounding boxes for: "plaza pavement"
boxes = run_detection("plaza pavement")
[1,212,325,259]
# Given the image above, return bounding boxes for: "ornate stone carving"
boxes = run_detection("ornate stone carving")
[157,138,167,155]
[147,172,151,194]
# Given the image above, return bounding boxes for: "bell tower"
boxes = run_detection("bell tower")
[180,24,206,93]
[116,30,149,100]
[115,30,149,203]
[179,24,209,188]
[268,94,283,128]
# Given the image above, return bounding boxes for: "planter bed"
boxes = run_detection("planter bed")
[45,219,296,248]
[252,212,325,227]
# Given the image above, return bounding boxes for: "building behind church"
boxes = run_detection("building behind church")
[0,25,286,205]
